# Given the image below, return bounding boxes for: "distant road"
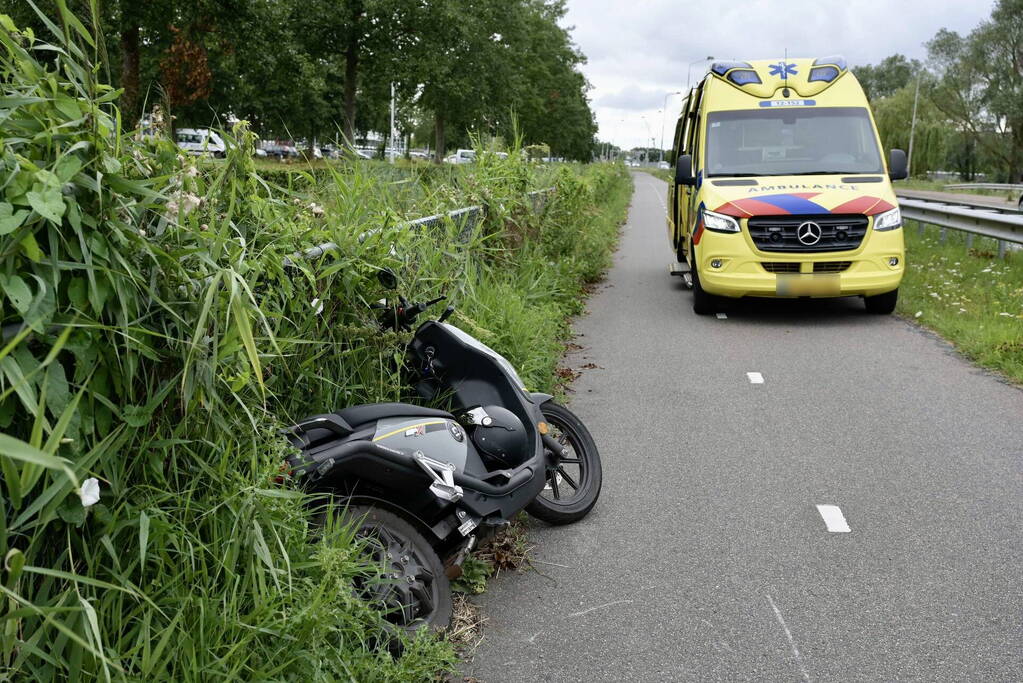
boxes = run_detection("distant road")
[467,171,1023,682]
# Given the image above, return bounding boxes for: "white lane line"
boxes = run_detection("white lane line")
[746,372,764,384]
[716,312,728,319]
[567,599,633,618]
[647,179,667,211]
[815,504,851,533]
[766,594,811,682]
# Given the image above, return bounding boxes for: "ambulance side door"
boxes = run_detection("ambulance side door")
[678,86,704,262]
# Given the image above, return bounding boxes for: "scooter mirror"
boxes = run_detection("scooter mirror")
[377,268,399,290]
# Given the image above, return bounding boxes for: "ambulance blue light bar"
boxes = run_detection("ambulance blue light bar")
[808,55,847,83]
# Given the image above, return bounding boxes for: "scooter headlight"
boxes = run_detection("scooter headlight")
[873,207,902,231]
[702,209,741,234]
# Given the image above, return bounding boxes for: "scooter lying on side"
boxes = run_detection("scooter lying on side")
[283,271,602,629]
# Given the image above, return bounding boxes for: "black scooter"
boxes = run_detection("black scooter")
[283,272,602,629]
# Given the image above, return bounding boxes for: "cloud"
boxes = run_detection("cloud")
[563,0,997,149]
[595,84,670,111]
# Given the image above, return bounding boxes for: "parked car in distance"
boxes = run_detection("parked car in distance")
[176,128,226,158]
[445,149,476,164]
[297,142,323,160]
[261,140,299,160]
[657,160,670,169]
[409,151,431,162]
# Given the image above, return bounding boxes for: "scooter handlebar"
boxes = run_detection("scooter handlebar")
[379,295,447,330]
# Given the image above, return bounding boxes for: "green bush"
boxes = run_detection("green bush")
[0,8,630,680]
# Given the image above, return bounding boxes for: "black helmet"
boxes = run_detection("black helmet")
[470,405,529,469]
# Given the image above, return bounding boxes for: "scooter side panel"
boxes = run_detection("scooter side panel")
[372,417,487,475]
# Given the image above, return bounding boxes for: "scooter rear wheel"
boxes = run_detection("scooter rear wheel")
[526,402,602,525]
[338,505,452,632]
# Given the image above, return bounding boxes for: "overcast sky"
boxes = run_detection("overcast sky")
[562,0,997,151]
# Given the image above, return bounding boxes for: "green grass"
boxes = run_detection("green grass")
[0,8,631,680]
[898,222,1023,384]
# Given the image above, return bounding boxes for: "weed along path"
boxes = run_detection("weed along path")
[466,172,1023,681]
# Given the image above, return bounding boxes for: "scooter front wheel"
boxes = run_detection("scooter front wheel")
[526,402,602,525]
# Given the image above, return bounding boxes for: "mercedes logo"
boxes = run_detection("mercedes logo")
[797,221,822,245]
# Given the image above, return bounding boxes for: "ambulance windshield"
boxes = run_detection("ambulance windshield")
[705,107,884,177]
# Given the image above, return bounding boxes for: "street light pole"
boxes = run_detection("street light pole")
[388,82,396,163]
[660,91,682,162]
[640,115,654,166]
[907,74,921,177]
[686,55,715,90]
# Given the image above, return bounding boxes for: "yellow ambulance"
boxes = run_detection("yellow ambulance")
[667,56,907,314]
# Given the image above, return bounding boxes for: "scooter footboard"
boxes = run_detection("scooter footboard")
[291,439,545,520]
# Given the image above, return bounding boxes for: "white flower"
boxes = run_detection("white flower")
[185,165,199,178]
[180,193,200,216]
[79,477,101,507]
[914,311,923,318]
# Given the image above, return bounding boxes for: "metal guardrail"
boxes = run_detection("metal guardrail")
[3,188,558,343]
[944,183,1023,192]
[895,189,1019,215]
[292,187,554,263]
[898,196,1023,258]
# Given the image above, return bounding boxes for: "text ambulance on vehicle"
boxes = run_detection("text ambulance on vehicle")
[667,56,908,314]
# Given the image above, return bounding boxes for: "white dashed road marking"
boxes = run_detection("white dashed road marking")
[816,504,851,532]
[716,312,727,319]
[747,372,764,384]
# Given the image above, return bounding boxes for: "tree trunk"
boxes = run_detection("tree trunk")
[434,113,446,163]
[343,42,359,147]
[120,24,140,124]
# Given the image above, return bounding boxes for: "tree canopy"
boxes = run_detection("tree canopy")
[0,0,598,159]
[855,0,1023,181]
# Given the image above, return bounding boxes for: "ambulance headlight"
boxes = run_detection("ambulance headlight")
[702,209,741,234]
[873,207,902,232]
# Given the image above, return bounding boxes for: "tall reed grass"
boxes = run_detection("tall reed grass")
[0,5,630,680]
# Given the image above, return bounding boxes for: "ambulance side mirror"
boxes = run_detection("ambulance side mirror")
[888,149,908,180]
[675,154,696,186]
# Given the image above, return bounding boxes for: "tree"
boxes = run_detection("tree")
[927,0,1023,182]
[871,81,950,177]
[853,54,921,101]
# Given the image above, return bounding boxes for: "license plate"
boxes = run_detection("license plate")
[776,273,840,296]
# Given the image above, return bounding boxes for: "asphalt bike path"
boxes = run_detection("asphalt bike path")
[467,172,1023,682]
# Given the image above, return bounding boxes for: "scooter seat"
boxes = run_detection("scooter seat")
[336,402,453,428]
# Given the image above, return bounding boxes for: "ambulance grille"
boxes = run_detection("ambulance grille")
[747,214,869,253]
[813,261,852,273]
[761,262,801,273]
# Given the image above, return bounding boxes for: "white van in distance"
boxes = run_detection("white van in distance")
[175,128,227,158]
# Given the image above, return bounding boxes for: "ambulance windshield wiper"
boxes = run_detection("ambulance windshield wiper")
[796,171,859,175]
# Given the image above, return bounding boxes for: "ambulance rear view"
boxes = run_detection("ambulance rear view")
[667,56,908,314]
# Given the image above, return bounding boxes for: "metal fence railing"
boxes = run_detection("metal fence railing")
[944,183,1023,193]
[3,188,558,343]
[898,196,1023,258]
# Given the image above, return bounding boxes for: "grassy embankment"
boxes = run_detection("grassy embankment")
[0,11,631,681]
[899,225,1023,383]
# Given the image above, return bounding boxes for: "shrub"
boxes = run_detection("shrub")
[0,7,630,680]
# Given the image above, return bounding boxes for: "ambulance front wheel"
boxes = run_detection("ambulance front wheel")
[691,254,720,316]
[864,288,898,314]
